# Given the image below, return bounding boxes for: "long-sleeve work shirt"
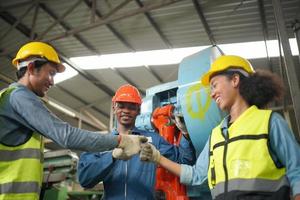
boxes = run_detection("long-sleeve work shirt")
[0,83,118,152]
[180,112,300,197]
[78,127,196,200]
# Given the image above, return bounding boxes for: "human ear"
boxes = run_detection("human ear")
[232,74,240,88]
[27,62,35,75]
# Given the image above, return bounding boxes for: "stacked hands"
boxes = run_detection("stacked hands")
[139,143,161,163]
[112,133,160,163]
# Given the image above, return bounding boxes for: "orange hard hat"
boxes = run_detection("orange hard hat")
[112,84,142,105]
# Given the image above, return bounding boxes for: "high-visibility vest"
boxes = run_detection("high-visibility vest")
[0,87,44,200]
[208,106,289,200]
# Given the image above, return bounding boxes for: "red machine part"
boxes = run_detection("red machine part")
[152,104,189,200]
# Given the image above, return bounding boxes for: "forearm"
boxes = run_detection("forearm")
[42,116,119,152]
[159,155,181,177]
[11,90,119,152]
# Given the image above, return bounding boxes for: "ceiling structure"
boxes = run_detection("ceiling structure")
[0,0,300,145]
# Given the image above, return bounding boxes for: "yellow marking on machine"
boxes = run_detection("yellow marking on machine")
[185,82,211,120]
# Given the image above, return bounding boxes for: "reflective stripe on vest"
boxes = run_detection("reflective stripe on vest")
[211,176,289,199]
[0,87,44,200]
[0,148,42,162]
[208,105,287,198]
[0,181,40,194]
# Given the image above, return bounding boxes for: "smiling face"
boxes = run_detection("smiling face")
[113,102,140,128]
[209,73,240,112]
[27,62,57,97]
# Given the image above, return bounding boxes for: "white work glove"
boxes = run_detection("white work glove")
[112,148,130,160]
[117,134,148,159]
[140,143,161,163]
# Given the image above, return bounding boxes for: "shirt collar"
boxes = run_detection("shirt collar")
[220,115,230,130]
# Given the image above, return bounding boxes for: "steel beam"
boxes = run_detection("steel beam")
[90,0,96,23]
[0,4,35,44]
[192,0,216,45]
[293,20,300,65]
[38,0,82,39]
[257,0,273,72]
[38,2,100,54]
[42,0,182,42]
[135,0,172,48]
[0,1,33,12]
[84,0,135,51]
[0,10,38,39]
[272,0,300,138]
[144,65,163,83]
[30,2,39,39]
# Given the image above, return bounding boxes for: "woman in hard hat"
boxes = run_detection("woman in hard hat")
[140,55,300,200]
[0,42,146,200]
[78,84,196,200]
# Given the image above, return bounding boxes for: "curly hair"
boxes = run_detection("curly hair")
[239,69,284,108]
[217,69,284,108]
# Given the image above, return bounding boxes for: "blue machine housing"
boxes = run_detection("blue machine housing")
[135,46,226,199]
[136,46,225,154]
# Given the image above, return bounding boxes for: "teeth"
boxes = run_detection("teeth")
[216,97,220,104]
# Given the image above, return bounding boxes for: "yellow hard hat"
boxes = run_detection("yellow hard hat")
[12,41,65,73]
[201,55,254,86]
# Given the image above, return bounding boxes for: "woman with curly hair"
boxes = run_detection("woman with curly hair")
[140,55,300,200]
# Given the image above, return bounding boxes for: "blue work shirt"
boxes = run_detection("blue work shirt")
[181,112,300,197]
[0,83,118,151]
[78,127,196,200]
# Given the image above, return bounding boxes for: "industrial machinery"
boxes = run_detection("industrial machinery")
[42,150,103,200]
[41,46,224,200]
[136,46,225,199]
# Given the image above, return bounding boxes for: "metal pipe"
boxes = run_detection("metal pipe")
[272,0,300,139]
[293,20,300,64]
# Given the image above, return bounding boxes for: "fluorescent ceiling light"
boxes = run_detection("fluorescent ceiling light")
[70,39,298,70]
[54,63,78,84]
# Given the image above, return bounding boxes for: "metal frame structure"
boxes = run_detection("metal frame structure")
[0,0,299,138]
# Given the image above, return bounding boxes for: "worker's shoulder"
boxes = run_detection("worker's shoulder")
[10,84,36,99]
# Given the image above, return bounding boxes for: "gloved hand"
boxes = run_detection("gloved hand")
[112,148,130,160]
[117,134,148,158]
[140,143,161,163]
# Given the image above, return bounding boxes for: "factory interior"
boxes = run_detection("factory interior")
[0,0,300,199]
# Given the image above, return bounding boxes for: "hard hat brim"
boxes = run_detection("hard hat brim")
[201,71,214,86]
